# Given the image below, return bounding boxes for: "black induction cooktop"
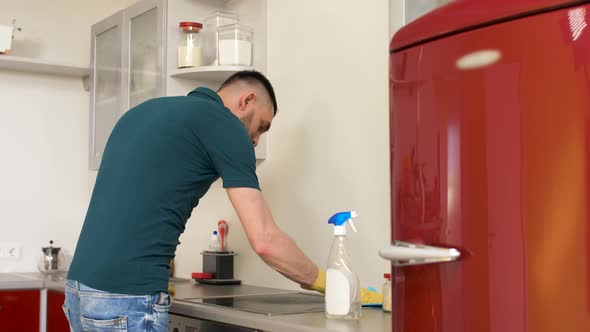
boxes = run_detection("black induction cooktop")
[178,292,325,316]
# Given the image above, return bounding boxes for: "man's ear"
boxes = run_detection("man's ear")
[238,92,256,113]
[244,92,256,106]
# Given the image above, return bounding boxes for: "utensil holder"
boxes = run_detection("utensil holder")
[196,251,241,285]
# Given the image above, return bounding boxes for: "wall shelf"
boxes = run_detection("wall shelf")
[0,55,89,77]
[170,65,254,82]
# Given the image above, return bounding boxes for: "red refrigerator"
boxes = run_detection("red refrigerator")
[384,0,590,331]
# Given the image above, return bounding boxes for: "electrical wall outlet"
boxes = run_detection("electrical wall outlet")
[0,243,22,259]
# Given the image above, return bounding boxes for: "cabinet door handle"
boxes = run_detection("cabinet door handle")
[379,240,461,266]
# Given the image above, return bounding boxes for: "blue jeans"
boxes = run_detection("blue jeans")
[63,279,170,332]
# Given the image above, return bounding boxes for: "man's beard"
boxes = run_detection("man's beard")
[241,112,253,132]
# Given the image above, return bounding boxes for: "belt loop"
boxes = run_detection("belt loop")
[72,280,80,296]
[157,292,169,305]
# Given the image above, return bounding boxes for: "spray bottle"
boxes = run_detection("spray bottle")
[325,211,361,320]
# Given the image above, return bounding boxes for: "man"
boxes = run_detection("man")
[64,71,326,331]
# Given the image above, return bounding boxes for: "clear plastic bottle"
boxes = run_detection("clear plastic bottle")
[325,211,361,320]
[208,230,221,251]
[382,273,392,312]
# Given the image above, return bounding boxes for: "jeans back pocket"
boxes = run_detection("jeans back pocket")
[80,315,128,331]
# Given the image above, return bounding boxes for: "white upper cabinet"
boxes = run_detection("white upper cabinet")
[89,0,166,170]
[126,0,166,109]
[90,0,268,170]
[89,11,124,171]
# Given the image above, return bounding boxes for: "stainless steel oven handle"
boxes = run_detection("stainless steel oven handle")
[379,240,461,267]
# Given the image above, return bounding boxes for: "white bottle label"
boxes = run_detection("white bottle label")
[326,268,351,315]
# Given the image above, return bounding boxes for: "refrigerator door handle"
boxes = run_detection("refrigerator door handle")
[379,240,461,267]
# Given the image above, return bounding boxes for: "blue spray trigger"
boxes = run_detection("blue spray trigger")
[328,211,358,232]
[328,212,352,226]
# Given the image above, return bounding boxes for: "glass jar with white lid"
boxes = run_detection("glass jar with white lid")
[203,11,239,66]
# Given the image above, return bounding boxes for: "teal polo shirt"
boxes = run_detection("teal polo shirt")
[68,87,259,295]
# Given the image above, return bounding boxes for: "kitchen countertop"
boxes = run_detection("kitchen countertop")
[0,272,68,292]
[0,272,182,292]
[0,273,392,331]
[170,281,392,332]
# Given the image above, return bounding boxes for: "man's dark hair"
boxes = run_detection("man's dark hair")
[218,70,278,115]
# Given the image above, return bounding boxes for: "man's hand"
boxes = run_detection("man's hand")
[301,268,326,293]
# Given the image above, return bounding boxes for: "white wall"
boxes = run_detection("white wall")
[265,0,392,289]
[175,0,393,290]
[0,0,129,272]
[390,0,406,39]
[405,0,452,24]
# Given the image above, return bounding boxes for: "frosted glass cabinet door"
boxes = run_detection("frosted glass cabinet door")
[90,13,123,170]
[125,0,165,109]
[89,0,165,170]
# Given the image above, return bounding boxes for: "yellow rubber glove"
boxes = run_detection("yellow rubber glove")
[302,269,383,305]
[301,268,326,293]
[168,283,175,297]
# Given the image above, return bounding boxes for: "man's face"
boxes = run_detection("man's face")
[241,101,274,147]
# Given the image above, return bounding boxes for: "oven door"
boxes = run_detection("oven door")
[169,313,261,332]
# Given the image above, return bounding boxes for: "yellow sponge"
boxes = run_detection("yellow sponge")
[361,288,383,305]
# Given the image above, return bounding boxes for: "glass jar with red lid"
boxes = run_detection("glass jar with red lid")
[177,21,203,68]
